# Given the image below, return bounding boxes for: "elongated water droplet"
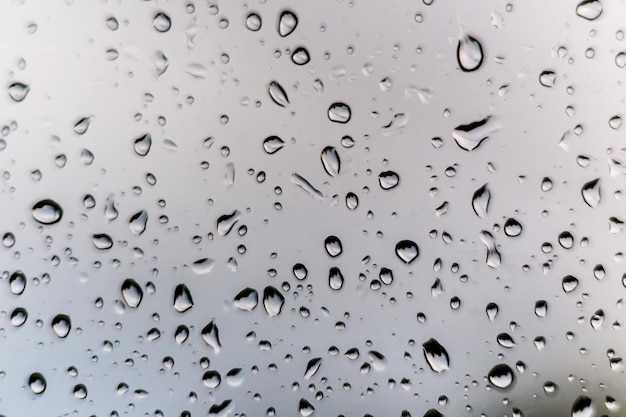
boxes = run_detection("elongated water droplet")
[320,146,340,177]
[379,171,400,190]
[10,307,27,326]
[539,70,557,87]
[32,199,63,225]
[173,284,194,313]
[74,116,92,134]
[51,314,71,338]
[129,210,148,235]
[92,233,113,250]
[263,286,285,316]
[292,173,324,200]
[153,12,171,32]
[396,240,419,264]
[346,192,359,209]
[479,230,501,268]
[278,10,298,37]
[268,81,289,107]
[576,0,602,21]
[457,33,484,72]
[29,373,46,394]
[572,396,595,417]
[422,338,450,373]
[209,400,233,417]
[201,321,222,353]
[298,399,315,417]
[263,136,285,154]
[217,210,241,236]
[9,271,26,295]
[175,325,189,344]
[504,218,522,237]
[379,267,393,285]
[328,102,351,123]
[192,258,215,275]
[234,288,258,311]
[328,267,344,290]
[8,82,30,102]
[245,12,262,31]
[292,47,310,65]
[134,134,152,156]
[304,357,322,379]
[121,278,143,308]
[488,364,514,389]
[324,235,343,257]
[472,183,490,217]
[452,116,500,151]
[581,178,601,207]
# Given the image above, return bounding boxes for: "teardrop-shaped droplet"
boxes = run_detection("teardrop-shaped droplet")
[92,233,113,250]
[423,410,443,417]
[209,400,234,417]
[234,288,258,311]
[472,183,491,218]
[29,373,46,394]
[263,136,285,154]
[292,47,310,65]
[192,258,215,275]
[245,12,262,31]
[496,333,516,348]
[153,12,171,32]
[298,399,315,417]
[328,102,351,123]
[203,370,221,388]
[320,146,340,177]
[51,314,71,338]
[558,231,574,249]
[562,275,579,293]
[263,286,285,316]
[268,81,289,107]
[324,235,343,257]
[104,196,119,222]
[129,210,148,235]
[457,34,484,72]
[32,199,63,225]
[9,270,26,295]
[488,364,514,389]
[503,218,522,237]
[278,10,298,37]
[201,320,222,353]
[8,82,30,102]
[452,116,500,151]
[486,302,499,321]
[379,171,400,190]
[304,357,322,379]
[572,395,595,417]
[217,210,241,236]
[576,0,602,21]
[539,70,557,87]
[173,284,194,313]
[74,116,92,134]
[581,178,601,207]
[346,192,359,210]
[121,278,143,308]
[328,267,344,290]
[396,240,419,264]
[175,325,189,344]
[134,134,152,156]
[590,309,605,330]
[422,338,450,373]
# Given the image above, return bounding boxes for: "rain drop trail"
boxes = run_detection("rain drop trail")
[479,230,501,268]
[292,173,323,200]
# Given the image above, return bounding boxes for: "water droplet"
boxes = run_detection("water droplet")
[488,364,514,389]
[534,300,548,317]
[175,325,189,344]
[423,410,443,417]
[590,309,605,330]
[192,258,215,275]
[10,307,27,326]
[320,146,340,177]
[73,116,92,134]
[292,47,310,65]
[268,81,289,107]
[129,210,148,235]
[217,210,241,236]
[304,357,322,379]
[324,236,343,257]
[479,231,501,268]
[539,70,557,87]
[581,178,601,207]
[203,370,221,388]
[616,52,626,68]
[572,396,595,417]
[486,303,499,321]
[32,199,63,225]
[209,400,234,417]
[3,232,15,248]
[134,134,152,156]
[452,116,500,151]
[72,384,87,399]
[153,51,168,77]
[298,399,315,417]
[558,231,574,249]
[293,263,308,280]
[9,271,26,295]
[104,196,118,222]
[346,192,359,209]
[92,233,113,250]
[562,275,579,293]
[234,288,258,311]
[263,286,285,316]
[379,171,400,190]
[263,136,285,154]
[422,338,450,373]
[28,373,46,394]
[121,278,143,308]
[576,0,602,20]
[153,12,171,32]
[278,10,298,37]
[202,321,222,353]
[457,33,484,72]
[8,82,30,102]
[396,240,419,264]
[472,184,491,218]
[496,333,516,348]
[328,102,351,123]
[106,16,119,30]
[379,267,393,285]
[292,173,324,200]
[503,218,522,237]
[245,12,262,31]
[173,284,194,313]
[328,267,344,290]
[51,314,71,338]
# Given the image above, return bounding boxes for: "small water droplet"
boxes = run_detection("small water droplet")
[234,288,258,311]
[457,33,484,72]
[488,364,514,389]
[29,373,46,394]
[3,232,15,248]
[106,16,119,30]
[292,47,310,65]
[422,338,450,373]
[268,81,289,107]
[121,278,143,308]
[175,325,189,344]
[278,10,298,37]
[496,333,516,348]
[590,309,605,330]
[320,146,340,177]
[581,178,601,207]
[328,102,351,123]
[245,12,262,31]
[8,82,30,102]
[32,199,63,225]
[379,267,393,285]
[153,12,172,32]
[472,184,491,218]
[486,303,499,321]
[263,136,285,154]
[173,284,194,313]
[51,314,71,338]
[576,0,602,20]
[129,210,148,235]
[396,240,419,264]
[379,171,400,190]
[263,286,285,316]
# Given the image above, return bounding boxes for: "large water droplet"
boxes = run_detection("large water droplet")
[292,47,310,65]
[263,136,285,154]
[328,102,351,123]
[28,373,46,394]
[581,178,601,207]
[10,307,27,326]
[129,210,148,235]
[320,146,340,177]
[121,278,143,308]
[9,270,26,295]
[452,116,500,151]
[245,12,262,31]
[278,10,298,37]
[324,235,343,257]
[562,275,579,293]
[92,233,113,250]
[379,171,400,190]
[8,82,30,102]
[539,70,557,87]
[134,134,152,156]
[192,258,215,275]
[293,263,308,280]
[488,364,514,389]
[268,81,289,107]
[73,384,88,399]
[496,333,516,348]
[472,183,491,218]
[379,267,394,285]
[576,0,602,20]
[233,288,258,311]
[503,218,522,237]
[396,240,419,264]
[51,314,71,338]
[457,33,484,72]
[209,400,234,417]
[217,210,241,236]
[304,357,322,379]
[346,192,359,210]
[153,12,172,32]
[534,300,548,317]
[32,199,63,225]
[173,284,194,313]
[263,286,285,316]
[422,338,450,373]
[203,370,221,388]
[328,267,344,290]
[202,321,222,353]
[479,230,501,268]
[175,325,189,344]
[572,396,595,417]
[298,399,315,417]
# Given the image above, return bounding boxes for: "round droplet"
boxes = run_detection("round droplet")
[457,34,484,72]
[153,12,171,32]
[324,235,343,257]
[9,270,26,295]
[293,263,308,280]
[396,240,419,264]
[234,288,258,311]
[32,199,63,225]
[539,71,557,87]
[562,275,579,293]
[245,12,262,31]
[134,134,152,156]
[576,0,602,21]
[320,146,340,177]
[29,373,46,394]
[503,218,522,237]
[3,232,15,247]
[106,16,119,30]
[203,370,221,388]
[379,267,393,285]
[328,102,351,123]
[328,267,344,290]
[346,192,359,210]
[173,284,194,313]
[616,52,626,68]
[291,47,310,65]
[10,307,27,326]
[51,314,71,338]
[121,278,143,308]
[263,136,285,154]
[379,171,400,190]
[73,384,88,399]
[92,234,113,250]
[488,364,514,389]
[8,82,30,102]
[572,395,595,417]
[278,10,298,37]
[558,231,574,249]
